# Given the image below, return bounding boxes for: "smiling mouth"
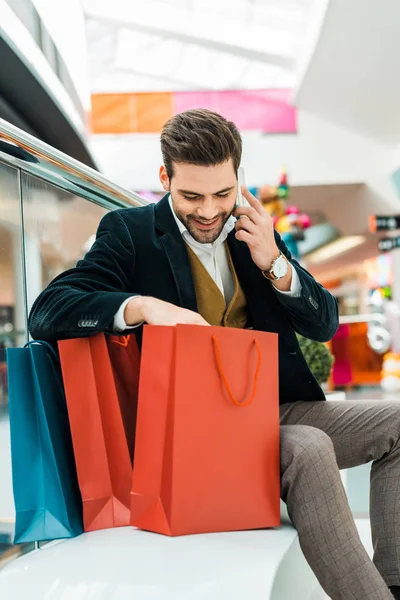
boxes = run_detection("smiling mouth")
[192,217,221,230]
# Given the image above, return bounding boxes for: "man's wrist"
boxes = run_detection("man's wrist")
[272,262,293,292]
[260,246,281,273]
[125,296,150,325]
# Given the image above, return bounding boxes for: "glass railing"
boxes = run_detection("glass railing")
[0,117,147,565]
[5,0,86,121]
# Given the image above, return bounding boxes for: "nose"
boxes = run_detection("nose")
[196,197,219,221]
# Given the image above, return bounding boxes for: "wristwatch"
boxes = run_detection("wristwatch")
[262,253,289,281]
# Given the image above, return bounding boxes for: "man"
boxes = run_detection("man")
[29,109,400,599]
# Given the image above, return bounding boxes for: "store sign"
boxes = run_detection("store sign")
[370,215,400,231]
[378,236,400,252]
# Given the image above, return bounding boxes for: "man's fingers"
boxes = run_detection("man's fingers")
[196,318,211,326]
[235,216,257,234]
[235,229,254,245]
[178,317,210,326]
[241,186,265,216]
[188,311,210,326]
[234,206,261,224]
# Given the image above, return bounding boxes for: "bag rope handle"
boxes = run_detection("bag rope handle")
[25,339,59,362]
[24,340,65,397]
[212,335,261,407]
[112,335,129,347]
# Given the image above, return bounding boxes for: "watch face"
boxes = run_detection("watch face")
[273,256,288,278]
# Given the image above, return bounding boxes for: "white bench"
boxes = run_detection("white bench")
[0,507,373,600]
[0,409,373,600]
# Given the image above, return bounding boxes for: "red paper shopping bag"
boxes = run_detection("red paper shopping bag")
[131,324,280,536]
[58,334,137,532]
[106,334,141,460]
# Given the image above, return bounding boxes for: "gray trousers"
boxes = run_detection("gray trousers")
[280,400,400,600]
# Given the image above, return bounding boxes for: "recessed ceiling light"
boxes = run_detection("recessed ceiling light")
[306,236,366,264]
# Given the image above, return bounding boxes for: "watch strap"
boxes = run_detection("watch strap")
[262,253,288,281]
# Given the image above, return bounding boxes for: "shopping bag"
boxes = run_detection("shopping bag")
[58,334,134,532]
[7,341,83,543]
[106,334,141,460]
[131,324,280,536]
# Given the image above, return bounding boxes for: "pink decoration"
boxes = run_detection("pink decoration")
[286,205,299,215]
[332,325,353,386]
[299,214,311,229]
[173,89,297,134]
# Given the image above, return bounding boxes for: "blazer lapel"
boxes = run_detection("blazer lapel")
[155,196,198,312]
[227,231,261,291]
[227,231,281,331]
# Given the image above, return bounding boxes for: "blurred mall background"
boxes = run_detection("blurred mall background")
[1,0,400,587]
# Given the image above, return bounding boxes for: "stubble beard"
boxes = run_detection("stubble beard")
[177,211,233,244]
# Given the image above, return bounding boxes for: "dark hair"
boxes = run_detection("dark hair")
[160,109,242,179]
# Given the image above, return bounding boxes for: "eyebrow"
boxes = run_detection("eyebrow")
[177,186,235,196]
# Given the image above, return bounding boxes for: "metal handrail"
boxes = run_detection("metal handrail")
[0,118,148,210]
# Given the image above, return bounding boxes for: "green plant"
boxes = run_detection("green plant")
[296,334,334,385]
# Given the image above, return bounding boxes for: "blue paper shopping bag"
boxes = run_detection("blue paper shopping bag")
[6,341,83,543]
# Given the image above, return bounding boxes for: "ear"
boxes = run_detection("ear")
[159,165,170,192]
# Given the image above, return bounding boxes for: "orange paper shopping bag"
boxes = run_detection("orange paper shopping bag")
[58,334,136,532]
[131,324,280,536]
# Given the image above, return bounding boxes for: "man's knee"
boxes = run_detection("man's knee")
[281,425,335,471]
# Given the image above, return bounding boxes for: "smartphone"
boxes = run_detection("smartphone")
[236,166,250,208]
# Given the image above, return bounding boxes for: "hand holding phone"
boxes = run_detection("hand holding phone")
[234,184,282,273]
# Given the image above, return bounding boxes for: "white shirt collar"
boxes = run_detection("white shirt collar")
[168,194,235,250]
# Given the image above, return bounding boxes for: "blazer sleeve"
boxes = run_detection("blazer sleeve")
[271,230,339,342]
[28,210,138,343]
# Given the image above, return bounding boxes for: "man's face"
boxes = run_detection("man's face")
[160,160,237,244]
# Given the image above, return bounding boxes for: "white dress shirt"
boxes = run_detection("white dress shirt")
[114,197,301,331]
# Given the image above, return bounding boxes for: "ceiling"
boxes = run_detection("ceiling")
[290,183,397,237]
[306,233,381,282]
[81,0,320,93]
[294,0,400,143]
